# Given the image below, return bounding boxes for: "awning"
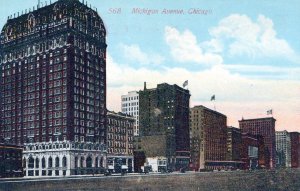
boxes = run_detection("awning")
[121,165,128,169]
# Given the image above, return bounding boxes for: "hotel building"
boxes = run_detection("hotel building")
[0,0,107,176]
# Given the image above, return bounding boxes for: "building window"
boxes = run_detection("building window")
[48,157,53,168]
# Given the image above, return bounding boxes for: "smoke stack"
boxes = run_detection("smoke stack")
[144,82,147,90]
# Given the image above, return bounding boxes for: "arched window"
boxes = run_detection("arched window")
[35,158,39,168]
[55,157,60,167]
[100,157,103,167]
[23,158,26,168]
[48,157,53,168]
[75,156,78,168]
[28,157,34,168]
[95,157,98,168]
[80,156,84,168]
[42,157,46,168]
[28,14,36,30]
[62,156,67,167]
[86,156,92,168]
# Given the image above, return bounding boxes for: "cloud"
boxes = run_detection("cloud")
[119,44,165,65]
[209,14,299,62]
[223,64,300,80]
[107,54,300,132]
[164,26,223,65]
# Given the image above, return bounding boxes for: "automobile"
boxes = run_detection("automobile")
[140,165,152,174]
[180,168,186,173]
[104,169,111,176]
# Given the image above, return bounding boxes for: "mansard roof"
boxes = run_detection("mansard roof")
[1,0,105,35]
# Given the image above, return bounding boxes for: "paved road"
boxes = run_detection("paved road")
[1,169,300,191]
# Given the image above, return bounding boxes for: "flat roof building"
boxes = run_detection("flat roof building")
[139,82,190,170]
[239,117,276,168]
[106,111,134,173]
[121,91,139,136]
[276,131,291,168]
[190,105,227,171]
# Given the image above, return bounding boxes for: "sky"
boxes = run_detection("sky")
[0,0,300,132]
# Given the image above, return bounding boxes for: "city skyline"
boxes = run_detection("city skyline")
[0,0,299,131]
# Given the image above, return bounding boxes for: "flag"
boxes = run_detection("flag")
[267,109,273,115]
[183,80,188,87]
[211,95,215,101]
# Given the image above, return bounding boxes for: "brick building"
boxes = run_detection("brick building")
[226,126,242,161]
[290,132,300,168]
[190,105,227,171]
[0,0,107,176]
[139,82,190,170]
[106,111,134,173]
[241,133,267,169]
[239,117,276,168]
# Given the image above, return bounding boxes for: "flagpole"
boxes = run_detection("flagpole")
[211,95,216,111]
[214,101,216,111]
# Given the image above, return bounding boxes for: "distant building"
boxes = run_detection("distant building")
[0,143,23,177]
[0,0,107,176]
[241,133,266,170]
[227,126,242,161]
[190,105,227,171]
[106,111,134,173]
[275,131,291,168]
[139,82,190,170]
[290,132,300,168]
[121,91,139,136]
[239,117,276,168]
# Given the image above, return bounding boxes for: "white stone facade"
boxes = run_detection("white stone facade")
[121,91,139,136]
[23,141,107,177]
[276,131,291,168]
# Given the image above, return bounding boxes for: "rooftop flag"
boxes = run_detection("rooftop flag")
[183,80,188,87]
[267,109,273,115]
[211,95,215,101]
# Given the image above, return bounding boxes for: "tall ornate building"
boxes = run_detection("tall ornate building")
[0,0,107,176]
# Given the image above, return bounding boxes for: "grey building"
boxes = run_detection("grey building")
[276,130,291,168]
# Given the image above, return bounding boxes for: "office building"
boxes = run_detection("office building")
[190,105,227,171]
[240,133,267,169]
[290,132,300,168]
[139,82,190,170]
[106,111,134,173]
[276,131,291,167]
[226,126,242,161]
[239,117,276,168]
[121,91,139,136]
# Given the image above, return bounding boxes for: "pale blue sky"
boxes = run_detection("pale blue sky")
[1,0,300,130]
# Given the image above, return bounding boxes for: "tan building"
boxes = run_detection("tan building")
[106,111,134,172]
[190,105,227,171]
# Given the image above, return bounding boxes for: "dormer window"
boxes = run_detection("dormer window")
[28,14,36,30]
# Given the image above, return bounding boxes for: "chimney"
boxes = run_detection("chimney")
[144,82,147,90]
